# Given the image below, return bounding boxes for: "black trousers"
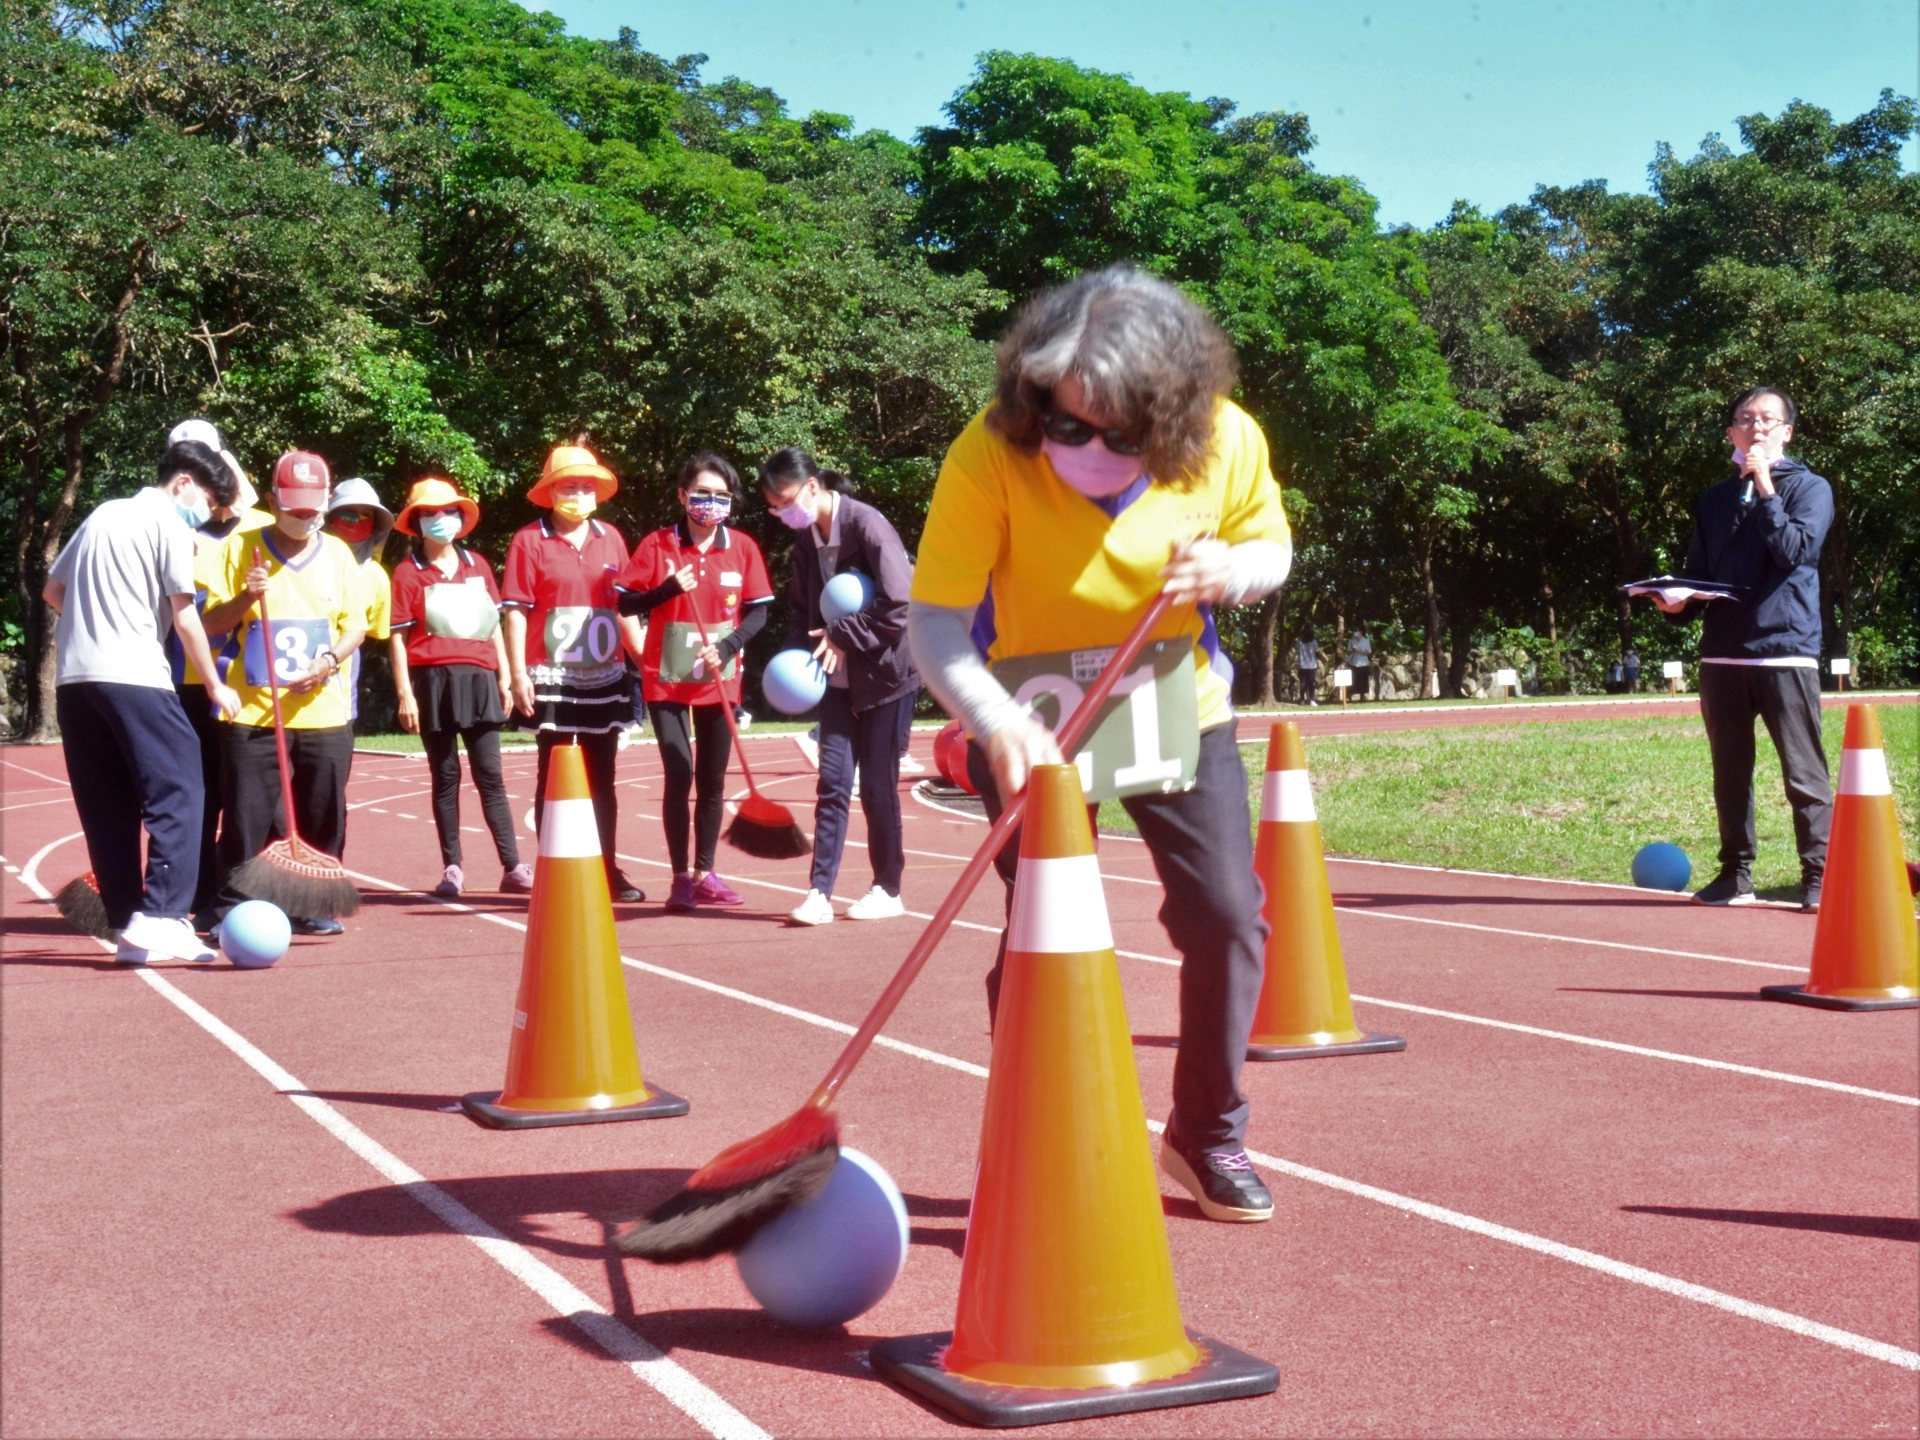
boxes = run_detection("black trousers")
[1698,663,1832,878]
[648,701,731,875]
[215,722,354,917]
[421,724,520,870]
[811,687,909,898]
[1298,668,1317,702]
[533,730,621,878]
[58,682,204,927]
[968,722,1269,1153]
[176,683,226,912]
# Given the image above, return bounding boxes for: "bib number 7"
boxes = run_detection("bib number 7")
[990,637,1201,803]
[544,606,620,669]
[243,618,332,687]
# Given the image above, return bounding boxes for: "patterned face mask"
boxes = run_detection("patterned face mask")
[686,492,732,525]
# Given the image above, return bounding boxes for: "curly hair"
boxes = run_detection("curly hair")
[986,265,1238,488]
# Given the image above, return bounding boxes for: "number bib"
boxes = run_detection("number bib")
[423,578,500,640]
[243,618,332,687]
[659,619,736,685]
[990,637,1200,803]
[543,606,621,670]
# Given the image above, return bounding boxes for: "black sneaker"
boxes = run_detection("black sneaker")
[1160,1126,1273,1223]
[1692,870,1755,906]
[609,870,646,904]
[293,916,344,936]
[1800,871,1823,913]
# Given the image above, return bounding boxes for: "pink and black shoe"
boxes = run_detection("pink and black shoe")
[693,872,744,907]
[665,874,698,913]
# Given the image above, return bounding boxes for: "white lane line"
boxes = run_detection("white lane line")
[8,865,769,1440]
[345,861,1920,1375]
[2,760,72,788]
[20,830,85,894]
[0,798,77,814]
[348,787,434,812]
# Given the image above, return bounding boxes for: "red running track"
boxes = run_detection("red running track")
[2,725,1915,1438]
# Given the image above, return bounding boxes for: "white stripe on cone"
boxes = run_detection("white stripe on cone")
[538,797,603,859]
[1007,855,1115,954]
[1839,749,1892,798]
[1261,769,1317,824]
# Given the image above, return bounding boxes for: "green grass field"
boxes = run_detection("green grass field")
[1099,706,1919,901]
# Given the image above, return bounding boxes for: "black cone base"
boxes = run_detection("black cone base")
[460,1086,689,1129]
[870,1330,1277,1428]
[1247,1030,1406,1062]
[1759,984,1918,1012]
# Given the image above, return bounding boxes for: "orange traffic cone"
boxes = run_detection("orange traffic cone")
[1762,705,1918,1011]
[1247,721,1405,1059]
[462,743,688,1127]
[870,764,1276,1426]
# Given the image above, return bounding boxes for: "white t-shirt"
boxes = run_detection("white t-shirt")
[48,488,197,690]
[1347,634,1372,667]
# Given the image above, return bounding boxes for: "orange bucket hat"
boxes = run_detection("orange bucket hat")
[394,476,481,539]
[529,444,618,508]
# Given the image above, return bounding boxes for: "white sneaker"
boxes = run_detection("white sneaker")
[617,724,643,750]
[794,732,820,769]
[898,753,926,775]
[846,886,905,921]
[787,888,835,926]
[120,911,218,963]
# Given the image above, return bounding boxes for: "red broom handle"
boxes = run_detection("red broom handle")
[675,539,762,793]
[251,546,301,840]
[804,591,1176,1109]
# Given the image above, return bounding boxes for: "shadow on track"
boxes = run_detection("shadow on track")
[1559,987,1770,1003]
[1621,1205,1920,1242]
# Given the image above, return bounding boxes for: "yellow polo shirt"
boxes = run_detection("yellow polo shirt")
[912,399,1291,731]
[208,528,363,729]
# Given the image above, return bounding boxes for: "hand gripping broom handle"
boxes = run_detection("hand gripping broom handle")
[804,590,1175,1111]
[676,541,761,791]
[251,546,302,844]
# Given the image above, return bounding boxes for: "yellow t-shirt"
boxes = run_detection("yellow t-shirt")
[180,509,272,687]
[911,399,1291,731]
[355,557,392,641]
[208,528,365,729]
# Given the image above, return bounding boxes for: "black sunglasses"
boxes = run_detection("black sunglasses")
[1040,409,1146,456]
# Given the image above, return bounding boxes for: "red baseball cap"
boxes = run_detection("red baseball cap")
[271,451,330,510]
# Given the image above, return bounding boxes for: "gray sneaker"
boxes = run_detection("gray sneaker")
[1693,870,1755,906]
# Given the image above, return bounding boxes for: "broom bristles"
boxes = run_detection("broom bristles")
[53,874,115,938]
[725,794,811,859]
[232,838,361,920]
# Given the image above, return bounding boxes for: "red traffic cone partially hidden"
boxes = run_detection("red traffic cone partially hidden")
[870,764,1277,1427]
[1247,722,1404,1059]
[1763,705,1918,1011]
[462,743,689,1126]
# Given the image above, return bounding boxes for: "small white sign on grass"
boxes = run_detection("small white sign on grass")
[1493,668,1519,688]
[1332,668,1353,688]
[1662,660,1685,679]
[1830,657,1852,675]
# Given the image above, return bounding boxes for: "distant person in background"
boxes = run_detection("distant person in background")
[323,477,394,731]
[388,478,528,899]
[1345,626,1372,702]
[1295,630,1319,706]
[44,440,241,964]
[1623,647,1641,693]
[501,444,645,904]
[615,454,774,913]
[1655,386,1832,912]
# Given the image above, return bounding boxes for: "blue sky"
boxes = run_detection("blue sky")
[543,0,1916,229]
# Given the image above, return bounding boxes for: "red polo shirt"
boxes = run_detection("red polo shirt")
[390,548,503,668]
[500,518,630,671]
[617,522,774,704]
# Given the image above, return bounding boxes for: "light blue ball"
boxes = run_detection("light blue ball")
[220,899,291,968]
[820,571,875,624]
[1631,842,1692,892]
[735,1148,909,1327]
[762,648,828,715]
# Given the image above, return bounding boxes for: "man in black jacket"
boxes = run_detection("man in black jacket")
[1656,387,1832,911]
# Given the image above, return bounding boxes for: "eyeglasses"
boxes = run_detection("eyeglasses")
[1040,409,1146,456]
[1730,411,1789,429]
[687,490,731,503]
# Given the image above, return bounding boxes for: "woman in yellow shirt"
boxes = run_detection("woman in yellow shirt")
[909,265,1293,1225]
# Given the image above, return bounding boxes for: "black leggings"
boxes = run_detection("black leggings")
[420,724,520,870]
[648,701,732,875]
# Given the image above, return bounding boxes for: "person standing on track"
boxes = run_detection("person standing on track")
[501,444,645,904]
[760,448,920,927]
[388,477,530,899]
[44,439,242,964]
[323,477,395,733]
[614,455,774,912]
[1654,386,1833,912]
[201,452,369,936]
[907,264,1293,1224]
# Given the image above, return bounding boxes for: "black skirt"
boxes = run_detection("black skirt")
[412,663,505,733]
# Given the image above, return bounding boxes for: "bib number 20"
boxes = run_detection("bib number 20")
[545,607,620,669]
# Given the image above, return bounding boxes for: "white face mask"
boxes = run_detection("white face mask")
[278,511,324,540]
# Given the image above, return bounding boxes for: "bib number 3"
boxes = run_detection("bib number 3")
[243,618,332,687]
[991,638,1201,802]
[544,607,620,669]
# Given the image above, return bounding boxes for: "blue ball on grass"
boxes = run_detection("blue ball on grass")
[735,1148,909,1327]
[220,899,292,968]
[1631,842,1692,892]
[820,571,875,625]
[762,648,828,716]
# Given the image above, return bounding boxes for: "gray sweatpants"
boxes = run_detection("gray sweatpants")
[1698,662,1832,878]
[969,722,1269,1152]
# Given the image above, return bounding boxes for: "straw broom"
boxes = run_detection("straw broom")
[229,546,360,920]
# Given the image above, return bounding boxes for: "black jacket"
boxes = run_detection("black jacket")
[1674,457,1831,660]
[783,495,920,715]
